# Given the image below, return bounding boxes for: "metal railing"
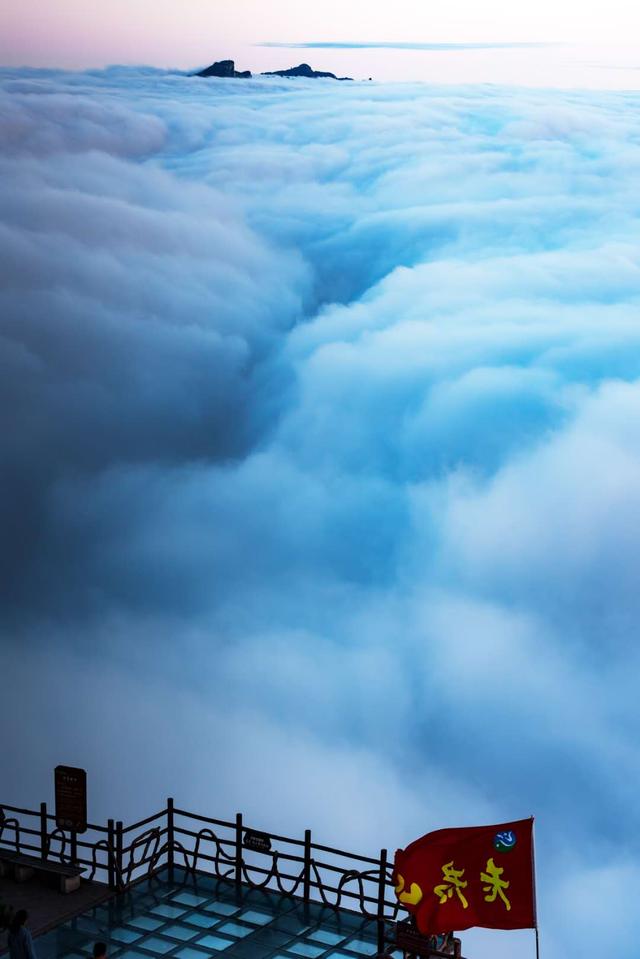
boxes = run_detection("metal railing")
[0,803,113,883]
[0,800,401,952]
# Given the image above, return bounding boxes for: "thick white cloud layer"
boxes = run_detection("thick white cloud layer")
[3,68,640,957]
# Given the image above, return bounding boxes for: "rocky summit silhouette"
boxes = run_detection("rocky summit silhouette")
[196,60,251,78]
[262,63,353,81]
[195,59,354,81]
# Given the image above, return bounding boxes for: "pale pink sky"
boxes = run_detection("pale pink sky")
[3,0,640,85]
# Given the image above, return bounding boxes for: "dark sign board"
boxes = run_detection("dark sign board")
[55,765,87,833]
[396,923,461,959]
[243,829,272,853]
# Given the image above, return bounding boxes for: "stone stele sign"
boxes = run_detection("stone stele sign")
[55,765,87,833]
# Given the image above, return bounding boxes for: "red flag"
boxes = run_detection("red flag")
[393,818,536,935]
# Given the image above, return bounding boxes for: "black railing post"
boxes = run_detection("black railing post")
[116,820,124,890]
[70,828,78,864]
[303,829,312,901]
[235,813,243,886]
[107,819,115,889]
[376,848,388,954]
[40,802,48,861]
[13,818,20,855]
[167,798,175,882]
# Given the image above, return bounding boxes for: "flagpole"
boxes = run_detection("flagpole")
[531,816,539,959]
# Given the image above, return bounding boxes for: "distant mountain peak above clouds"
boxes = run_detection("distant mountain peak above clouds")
[262,63,353,80]
[195,59,353,81]
[195,59,251,78]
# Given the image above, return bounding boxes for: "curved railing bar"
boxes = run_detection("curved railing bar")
[381,863,401,920]
[145,838,170,877]
[0,810,21,854]
[271,855,306,897]
[308,861,382,916]
[191,829,232,875]
[239,853,278,890]
[122,827,161,886]
[169,828,236,879]
[46,828,70,863]
[87,838,111,881]
[337,866,380,917]
[173,830,235,879]
[387,898,401,920]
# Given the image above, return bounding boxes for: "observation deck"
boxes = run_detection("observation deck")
[0,801,460,959]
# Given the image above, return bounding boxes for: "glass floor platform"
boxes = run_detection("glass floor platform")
[35,868,399,959]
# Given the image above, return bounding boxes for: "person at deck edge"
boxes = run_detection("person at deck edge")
[8,911,37,959]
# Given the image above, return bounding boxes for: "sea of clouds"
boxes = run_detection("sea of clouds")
[3,66,640,957]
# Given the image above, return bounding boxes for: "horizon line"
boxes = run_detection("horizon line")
[257,41,559,51]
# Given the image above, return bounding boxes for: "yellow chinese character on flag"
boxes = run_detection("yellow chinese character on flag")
[481,857,511,910]
[433,860,469,908]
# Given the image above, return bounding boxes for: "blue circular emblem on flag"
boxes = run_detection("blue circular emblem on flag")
[493,830,516,852]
